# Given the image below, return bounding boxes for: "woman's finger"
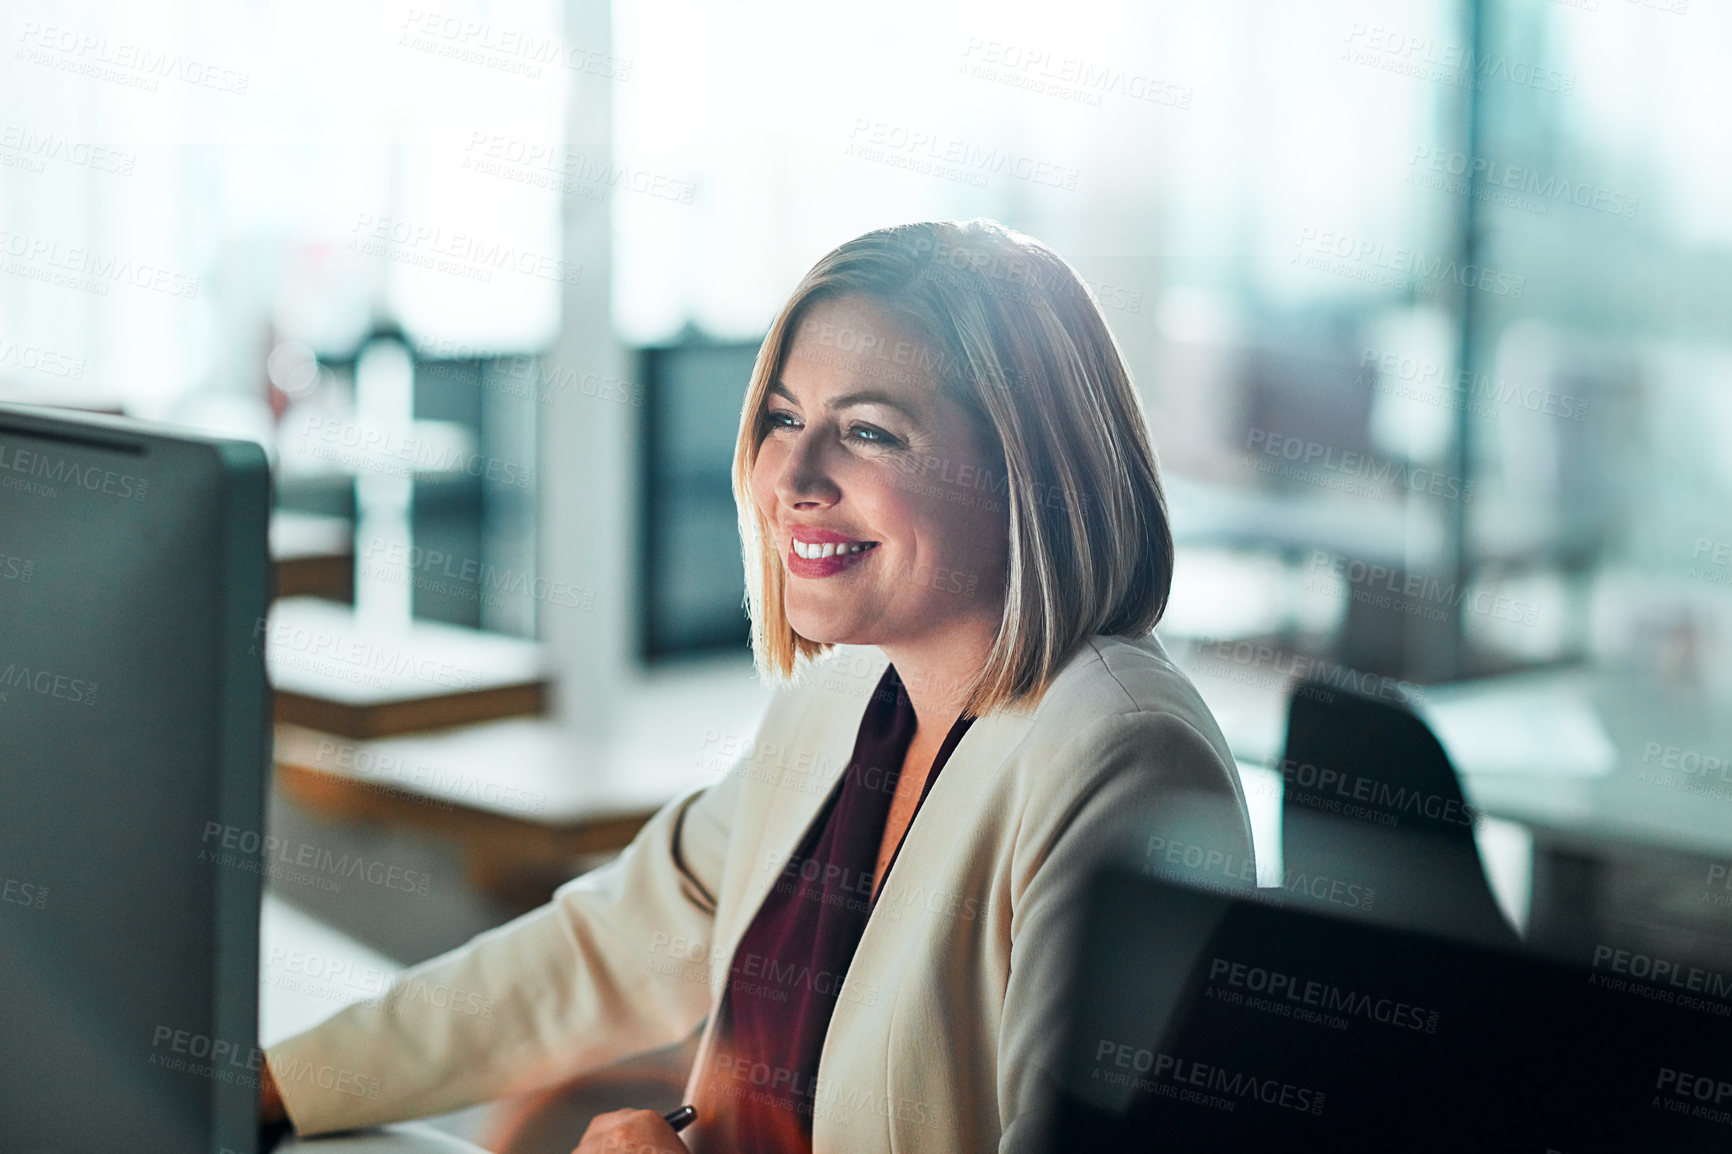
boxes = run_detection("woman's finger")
[570,1107,690,1154]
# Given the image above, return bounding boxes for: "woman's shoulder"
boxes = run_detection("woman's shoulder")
[1032,633,1226,740]
[996,632,1239,798]
[995,633,1251,888]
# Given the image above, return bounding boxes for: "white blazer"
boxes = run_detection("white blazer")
[267,632,1253,1152]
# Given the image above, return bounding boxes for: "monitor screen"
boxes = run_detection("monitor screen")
[1050,865,1732,1152]
[0,404,271,1154]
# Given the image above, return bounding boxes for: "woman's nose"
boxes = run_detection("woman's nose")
[774,427,840,508]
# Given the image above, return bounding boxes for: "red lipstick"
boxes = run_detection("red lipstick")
[785,528,879,579]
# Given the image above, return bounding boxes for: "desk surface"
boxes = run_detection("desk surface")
[1178,645,1732,861]
[1427,666,1732,860]
[271,512,354,562]
[261,899,491,1153]
[276,656,776,824]
[267,597,551,738]
[277,1121,488,1153]
[260,893,403,1047]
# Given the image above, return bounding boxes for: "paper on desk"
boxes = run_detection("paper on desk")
[1419,692,1617,778]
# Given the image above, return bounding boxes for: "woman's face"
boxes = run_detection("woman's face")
[750,294,1010,653]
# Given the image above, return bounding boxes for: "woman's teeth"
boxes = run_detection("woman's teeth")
[793,540,877,560]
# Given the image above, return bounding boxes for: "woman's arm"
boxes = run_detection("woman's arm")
[265,764,745,1135]
[993,709,1254,1154]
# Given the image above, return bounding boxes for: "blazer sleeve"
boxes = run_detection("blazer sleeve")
[993,708,1254,1154]
[267,760,745,1135]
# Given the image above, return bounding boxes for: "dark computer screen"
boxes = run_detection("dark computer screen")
[0,404,271,1154]
[638,338,759,660]
[1050,865,1732,1152]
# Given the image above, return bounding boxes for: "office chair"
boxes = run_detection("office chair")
[1277,678,1520,949]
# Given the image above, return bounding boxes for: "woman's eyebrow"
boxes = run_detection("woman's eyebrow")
[770,379,922,423]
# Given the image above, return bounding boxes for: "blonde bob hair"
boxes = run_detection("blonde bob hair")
[732,219,1173,718]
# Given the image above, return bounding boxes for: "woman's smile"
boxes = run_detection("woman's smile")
[785,526,880,577]
[787,529,880,577]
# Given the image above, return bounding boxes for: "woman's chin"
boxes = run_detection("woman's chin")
[787,611,871,649]
[794,626,858,648]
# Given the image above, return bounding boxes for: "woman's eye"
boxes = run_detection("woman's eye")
[848,423,900,446]
[762,410,898,447]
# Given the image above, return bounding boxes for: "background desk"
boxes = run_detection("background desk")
[1425,666,1732,966]
[1425,667,1732,859]
[268,659,776,947]
[1175,645,1732,962]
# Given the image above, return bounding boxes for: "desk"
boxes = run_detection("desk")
[277,1121,488,1153]
[267,597,550,738]
[1421,667,1732,860]
[1177,646,1732,859]
[274,720,672,907]
[262,896,492,1153]
[272,512,355,602]
[1186,652,1732,962]
[261,893,402,1046]
[272,660,776,908]
[1421,666,1732,962]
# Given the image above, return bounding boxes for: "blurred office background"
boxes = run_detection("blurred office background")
[5,0,1731,1145]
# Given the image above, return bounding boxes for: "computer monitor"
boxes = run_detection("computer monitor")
[0,403,272,1154]
[1047,864,1732,1152]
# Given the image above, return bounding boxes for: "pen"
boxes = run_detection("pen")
[663,1104,698,1133]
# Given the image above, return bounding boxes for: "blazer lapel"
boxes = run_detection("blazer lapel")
[816,701,1039,1066]
[716,647,890,950]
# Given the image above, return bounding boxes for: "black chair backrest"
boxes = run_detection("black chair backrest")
[1277,679,1518,949]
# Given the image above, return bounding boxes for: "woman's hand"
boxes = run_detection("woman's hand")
[259,1055,288,1126]
[570,1108,690,1154]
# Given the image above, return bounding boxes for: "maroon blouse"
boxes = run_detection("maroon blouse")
[703,663,976,1152]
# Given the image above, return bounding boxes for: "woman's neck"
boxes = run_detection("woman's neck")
[877,611,1000,734]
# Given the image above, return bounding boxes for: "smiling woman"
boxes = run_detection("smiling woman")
[260,221,1252,1154]
[735,221,1176,723]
